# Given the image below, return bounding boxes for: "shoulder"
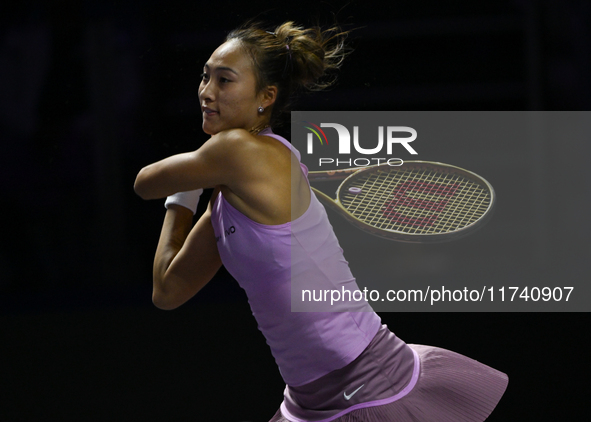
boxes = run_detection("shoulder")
[205,128,288,163]
[196,129,254,165]
[195,128,290,188]
[208,128,259,150]
[212,127,250,142]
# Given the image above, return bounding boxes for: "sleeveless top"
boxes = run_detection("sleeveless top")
[210,128,381,386]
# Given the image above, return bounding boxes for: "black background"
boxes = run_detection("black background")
[1,1,589,421]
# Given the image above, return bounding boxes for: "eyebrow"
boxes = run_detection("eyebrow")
[203,63,238,75]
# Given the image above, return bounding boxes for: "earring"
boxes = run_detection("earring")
[258,106,264,113]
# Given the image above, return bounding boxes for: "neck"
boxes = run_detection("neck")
[250,122,271,135]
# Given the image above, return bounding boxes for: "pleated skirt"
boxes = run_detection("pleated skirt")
[269,341,508,422]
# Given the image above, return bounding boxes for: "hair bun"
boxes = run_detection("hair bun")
[226,21,350,126]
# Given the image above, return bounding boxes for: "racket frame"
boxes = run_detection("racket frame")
[309,161,495,243]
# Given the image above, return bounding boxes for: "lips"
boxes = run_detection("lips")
[202,106,218,117]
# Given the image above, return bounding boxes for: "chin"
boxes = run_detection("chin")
[202,123,218,136]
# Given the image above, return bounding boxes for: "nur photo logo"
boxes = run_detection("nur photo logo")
[300,121,418,168]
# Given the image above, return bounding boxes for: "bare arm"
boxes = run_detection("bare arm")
[152,198,222,310]
[136,128,294,309]
[134,129,256,200]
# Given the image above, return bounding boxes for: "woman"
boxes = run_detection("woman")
[134,21,508,421]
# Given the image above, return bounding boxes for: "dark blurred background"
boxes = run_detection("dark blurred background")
[1,0,589,420]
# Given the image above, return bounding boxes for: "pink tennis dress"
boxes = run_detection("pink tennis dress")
[210,128,508,422]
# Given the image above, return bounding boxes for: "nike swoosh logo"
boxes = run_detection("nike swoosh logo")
[343,384,364,401]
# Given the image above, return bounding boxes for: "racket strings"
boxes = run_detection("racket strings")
[383,168,454,232]
[339,167,491,234]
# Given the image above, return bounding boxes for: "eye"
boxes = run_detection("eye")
[200,72,209,82]
[219,77,231,83]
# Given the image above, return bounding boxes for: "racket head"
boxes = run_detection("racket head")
[328,161,495,243]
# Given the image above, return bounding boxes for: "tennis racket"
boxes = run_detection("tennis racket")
[308,161,495,243]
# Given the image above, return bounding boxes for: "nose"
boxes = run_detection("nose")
[199,79,215,103]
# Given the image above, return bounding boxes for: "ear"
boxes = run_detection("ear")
[260,85,278,109]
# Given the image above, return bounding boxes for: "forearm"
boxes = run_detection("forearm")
[134,158,187,200]
[151,200,222,310]
[153,205,194,308]
[134,149,210,200]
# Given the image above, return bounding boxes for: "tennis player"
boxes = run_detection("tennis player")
[134,21,508,422]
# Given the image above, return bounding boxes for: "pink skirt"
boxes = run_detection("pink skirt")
[269,341,508,422]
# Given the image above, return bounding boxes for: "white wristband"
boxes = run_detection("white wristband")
[164,189,204,215]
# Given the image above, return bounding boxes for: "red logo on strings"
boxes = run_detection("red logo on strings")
[382,181,459,227]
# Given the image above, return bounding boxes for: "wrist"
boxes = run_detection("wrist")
[164,189,203,215]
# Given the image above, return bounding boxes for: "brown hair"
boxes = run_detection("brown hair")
[226,21,349,127]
